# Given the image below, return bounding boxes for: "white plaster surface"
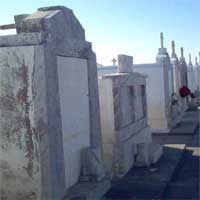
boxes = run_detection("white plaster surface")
[134,64,171,132]
[98,79,115,144]
[98,63,173,132]
[57,56,90,190]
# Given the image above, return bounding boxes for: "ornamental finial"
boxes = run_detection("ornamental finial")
[189,53,192,64]
[181,47,184,58]
[171,40,176,57]
[195,57,198,65]
[160,32,164,48]
[199,52,200,63]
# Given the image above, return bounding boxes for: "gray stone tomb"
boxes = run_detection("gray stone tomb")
[0,6,108,200]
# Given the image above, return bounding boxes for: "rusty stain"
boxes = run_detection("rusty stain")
[1,59,35,177]
[16,87,28,105]
[18,60,34,178]
[0,54,39,199]
[31,65,37,101]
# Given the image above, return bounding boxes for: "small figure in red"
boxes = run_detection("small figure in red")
[179,86,195,98]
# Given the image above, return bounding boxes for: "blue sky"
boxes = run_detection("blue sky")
[0,0,199,65]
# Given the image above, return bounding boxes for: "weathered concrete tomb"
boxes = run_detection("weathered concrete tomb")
[99,55,162,177]
[134,34,183,133]
[0,6,108,200]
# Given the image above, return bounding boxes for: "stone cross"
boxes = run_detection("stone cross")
[112,58,117,66]
[160,32,164,48]
[171,40,176,57]
[180,47,184,58]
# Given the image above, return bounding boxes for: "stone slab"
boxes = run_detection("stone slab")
[57,56,90,190]
[102,72,146,87]
[0,32,44,47]
[63,179,110,200]
[170,122,198,135]
[170,110,199,135]
[153,134,195,145]
[152,109,199,135]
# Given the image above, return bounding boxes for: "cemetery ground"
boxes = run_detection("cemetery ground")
[103,108,200,200]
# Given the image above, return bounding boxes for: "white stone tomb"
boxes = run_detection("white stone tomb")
[134,33,174,132]
[98,55,162,177]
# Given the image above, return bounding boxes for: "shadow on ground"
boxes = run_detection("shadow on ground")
[104,109,200,200]
[163,148,200,200]
[104,146,187,199]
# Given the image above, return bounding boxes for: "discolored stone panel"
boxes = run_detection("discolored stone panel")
[0,46,41,200]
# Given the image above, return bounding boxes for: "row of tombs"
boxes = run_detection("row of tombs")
[0,6,199,200]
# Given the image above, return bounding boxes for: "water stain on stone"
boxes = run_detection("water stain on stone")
[16,60,35,178]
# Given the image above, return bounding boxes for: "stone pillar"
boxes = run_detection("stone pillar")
[179,47,188,87]
[194,57,199,91]
[170,41,181,95]
[134,33,174,133]
[155,33,173,131]
[117,54,133,73]
[187,53,196,93]
[197,53,200,92]
[179,47,188,113]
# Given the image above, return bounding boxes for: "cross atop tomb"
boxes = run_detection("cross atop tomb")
[160,32,164,48]
[171,40,176,57]
[112,58,117,66]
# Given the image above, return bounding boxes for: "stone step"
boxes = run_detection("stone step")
[149,143,163,164]
[63,179,110,200]
[134,142,163,167]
